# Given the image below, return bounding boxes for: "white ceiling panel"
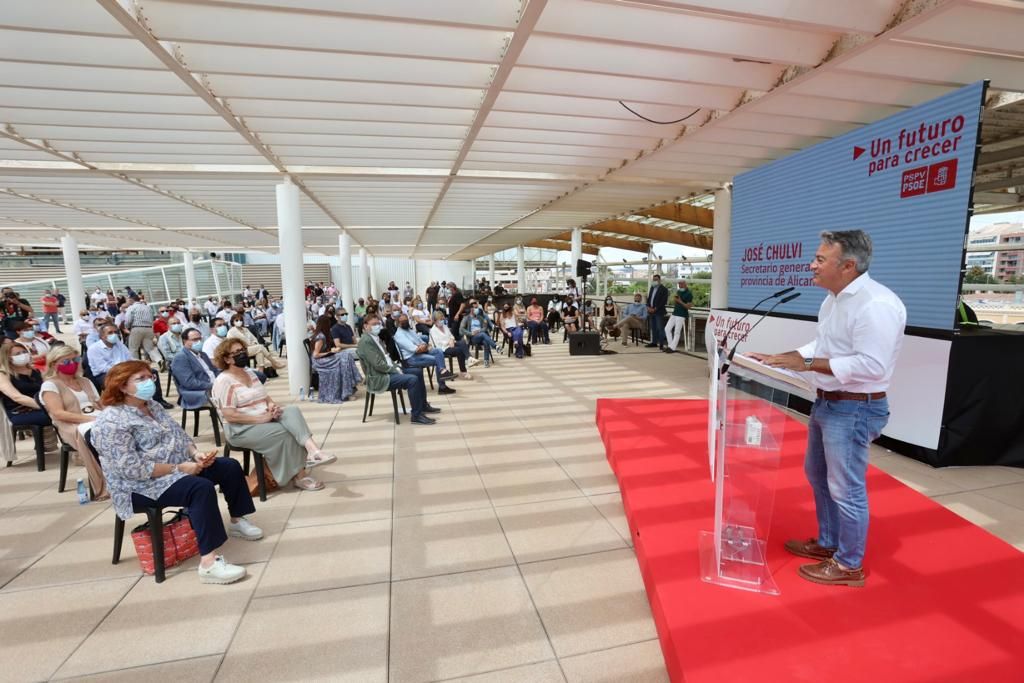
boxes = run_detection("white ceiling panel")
[209,0,523,29]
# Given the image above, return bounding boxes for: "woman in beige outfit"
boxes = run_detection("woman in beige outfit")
[225,313,286,375]
[38,345,108,499]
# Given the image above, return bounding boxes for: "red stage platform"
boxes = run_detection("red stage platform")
[596,398,1024,683]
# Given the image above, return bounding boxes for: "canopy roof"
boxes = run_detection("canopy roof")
[0,0,1022,257]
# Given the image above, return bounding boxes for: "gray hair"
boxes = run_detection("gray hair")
[820,230,872,273]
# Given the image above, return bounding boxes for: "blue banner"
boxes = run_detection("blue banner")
[728,80,984,330]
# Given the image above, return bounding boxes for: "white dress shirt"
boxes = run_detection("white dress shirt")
[796,272,906,393]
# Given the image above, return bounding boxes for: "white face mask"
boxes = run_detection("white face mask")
[11,353,31,367]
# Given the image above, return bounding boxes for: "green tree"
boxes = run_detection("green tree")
[964,265,996,284]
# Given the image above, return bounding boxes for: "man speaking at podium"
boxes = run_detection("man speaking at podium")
[749,230,906,587]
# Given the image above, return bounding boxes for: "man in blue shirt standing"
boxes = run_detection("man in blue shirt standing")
[394,313,456,395]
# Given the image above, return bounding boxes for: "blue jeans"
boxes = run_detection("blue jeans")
[804,397,889,569]
[470,332,496,361]
[41,312,61,333]
[404,350,447,385]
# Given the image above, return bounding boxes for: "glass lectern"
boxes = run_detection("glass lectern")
[700,349,807,596]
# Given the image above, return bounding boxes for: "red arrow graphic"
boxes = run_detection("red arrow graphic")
[853,145,866,160]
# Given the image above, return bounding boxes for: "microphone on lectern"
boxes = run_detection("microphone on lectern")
[717,286,799,356]
[721,292,802,375]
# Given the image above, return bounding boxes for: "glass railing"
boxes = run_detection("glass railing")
[2,259,243,315]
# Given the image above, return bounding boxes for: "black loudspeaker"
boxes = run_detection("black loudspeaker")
[568,331,602,356]
[576,258,592,278]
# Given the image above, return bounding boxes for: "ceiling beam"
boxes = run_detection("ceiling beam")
[632,201,714,229]
[526,239,600,255]
[586,219,713,250]
[95,0,363,250]
[547,230,650,253]
[413,0,549,255]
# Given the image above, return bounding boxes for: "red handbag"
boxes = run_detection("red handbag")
[130,510,200,575]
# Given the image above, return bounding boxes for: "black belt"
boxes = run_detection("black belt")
[817,389,886,401]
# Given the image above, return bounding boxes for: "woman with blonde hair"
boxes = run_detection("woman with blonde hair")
[211,338,334,491]
[226,312,286,377]
[38,345,107,499]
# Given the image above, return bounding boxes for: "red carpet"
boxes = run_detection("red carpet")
[596,398,1024,683]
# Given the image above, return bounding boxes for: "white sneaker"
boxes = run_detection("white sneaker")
[459,372,473,380]
[466,357,479,367]
[198,556,246,584]
[227,517,264,541]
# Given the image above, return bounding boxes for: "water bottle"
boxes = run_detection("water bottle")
[298,387,306,401]
[76,478,89,505]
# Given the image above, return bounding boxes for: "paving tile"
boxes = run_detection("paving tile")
[934,491,1024,551]
[55,654,223,682]
[978,481,1024,511]
[438,660,565,683]
[0,577,137,681]
[521,549,654,657]
[392,472,491,518]
[495,498,626,563]
[477,462,583,507]
[216,583,389,683]
[54,564,266,678]
[393,445,478,479]
[587,492,633,547]
[287,477,393,528]
[0,556,34,589]
[559,639,668,682]
[547,454,619,496]
[392,508,514,581]
[389,566,554,683]
[0,501,105,561]
[256,518,391,597]
[4,509,145,591]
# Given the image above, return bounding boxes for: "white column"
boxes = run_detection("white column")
[516,245,526,292]
[488,253,496,287]
[571,227,582,272]
[276,178,310,397]
[183,251,198,303]
[368,257,377,297]
[710,185,732,309]
[358,247,369,301]
[61,234,86,323]
[338,231,353,311]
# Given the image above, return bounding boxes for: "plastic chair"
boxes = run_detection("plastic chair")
[362,388,407,425]
[10,423,52,471]
[112,504,176,583]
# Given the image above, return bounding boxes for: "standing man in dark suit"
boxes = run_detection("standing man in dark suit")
[645,274,668,349]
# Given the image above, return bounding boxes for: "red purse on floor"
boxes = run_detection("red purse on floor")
[131,510,200,575]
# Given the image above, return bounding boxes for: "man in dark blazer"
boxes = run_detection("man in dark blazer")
[171,328,220,409]
[645,274,669,349]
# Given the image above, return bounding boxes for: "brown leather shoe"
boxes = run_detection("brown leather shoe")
[784,538,836,561]
[798,558,866,587]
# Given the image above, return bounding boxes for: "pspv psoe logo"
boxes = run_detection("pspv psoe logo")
[900,158,957,198]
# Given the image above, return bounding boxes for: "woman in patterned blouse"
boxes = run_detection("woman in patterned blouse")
[91,361,263,585]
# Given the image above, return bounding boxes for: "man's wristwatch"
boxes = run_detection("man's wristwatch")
[803,357,814,370]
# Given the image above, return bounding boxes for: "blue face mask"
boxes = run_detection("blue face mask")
[170,324,182,334]
[132,378,156,401]
[339,314,348,322]
[216,325,228,337]
[22,330,35,340]
[370,324,383,336]
[105,333,119,344]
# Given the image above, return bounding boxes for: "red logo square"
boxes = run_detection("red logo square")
[927,158,958,193]
[900,166,929,198]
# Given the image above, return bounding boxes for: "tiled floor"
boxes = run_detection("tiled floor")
[1,340,1021,682]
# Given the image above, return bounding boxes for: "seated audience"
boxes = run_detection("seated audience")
[394,312,455,395]
[91,360,260,585]
[0,343,52,433]
[310,314,359,403]
[203,319,229,358]
[157,320,184,361]
[615,293,649,344]
[170,328,219,410]
[39,345,107,499]
[356,314,439,425]
[599,297,620,338]
[212,338,333,491]
[525,298,550,343]
[226,313,286,377]
[497,304,517,348]
[73,310,94,348]
[562,296,580,333]
[546,297,562,330]
[87,324,173,408]
[429,312,472,380]
[459,304,498,367]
